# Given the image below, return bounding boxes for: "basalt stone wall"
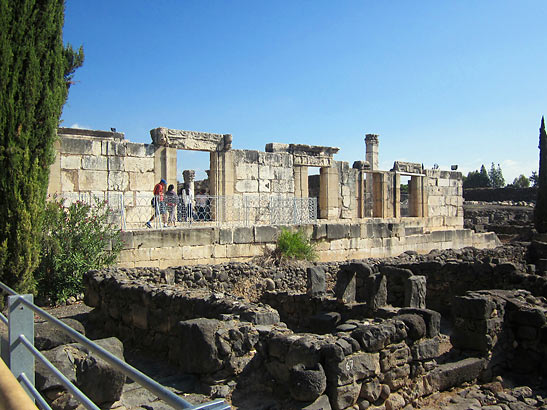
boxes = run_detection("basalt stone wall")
[451,289,547,381]
[464,187,537,203]
[464,203,534,241]
[84,268,489,410]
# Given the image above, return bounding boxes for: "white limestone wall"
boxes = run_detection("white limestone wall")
[48,130,157,226]
[425,169,464,230]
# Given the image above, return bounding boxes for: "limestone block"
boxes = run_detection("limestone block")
[61,170,78,191]
[234,227,253,243]
[327,224,349,240]
[235,163,258,180]
[235,179,259,193]
[437,178,450,187]
[274,166,293,180]
[78,170,108,191]
[180,228,218,246]
[125,157,154,173]
[259,180,271,193]
[182,245,213,260]
[102,140,126,156]
[150,246,183,261]
[219,228,233,244]
[60,137,101,156]
[126,142,153,157]
[255,226,278,243]
[272,178,294,193]
[330,238,350,251]
[212,244,227,258]
[60,155,81,170]
[129,171,155,191]
[107,156,125,171]
[225,243,260,258]
[315,240,330,251]
[107,171,129,191]
[259,165,275,180]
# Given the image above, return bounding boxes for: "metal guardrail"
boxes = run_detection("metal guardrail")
[63,192,318,231]
[0,281,230,410]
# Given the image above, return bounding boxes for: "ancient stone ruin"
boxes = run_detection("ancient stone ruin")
[79,242,547,409]
[48,127,499,268]
[37,126,547,409]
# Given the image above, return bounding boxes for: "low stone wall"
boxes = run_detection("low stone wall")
[452,289,547,381]
[464,187,537,203]
[464,202,534,242]
[84,268,487,410]
[117,220,500,268]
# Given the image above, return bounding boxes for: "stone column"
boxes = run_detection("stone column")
[409,176,424,217]
[365,134,379,217]
[319,166,339,219]
[365,134,379,171]
[294,166,309,198]
[209,151,234,197]
[372,172,388,218]
[393,172,401,218]
[210,151,235,222]
[352,161,367,218]
[154,146,177,187]
[183,170,195,194]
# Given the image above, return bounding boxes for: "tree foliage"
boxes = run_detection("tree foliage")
[0,0,83,292]
[488,163,506,188]
[535,117,547,233]
[35,197,123,304]
[509,175,530,188]
[463,165,491,188]
[530,171,538,187]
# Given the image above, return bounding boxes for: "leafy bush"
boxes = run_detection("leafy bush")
[275,228,316,261]
[35,197,123,304]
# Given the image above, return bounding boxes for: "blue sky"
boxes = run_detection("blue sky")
[61,1,547,183]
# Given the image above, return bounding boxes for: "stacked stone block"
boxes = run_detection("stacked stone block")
[451,289,547,379]
[425,169,464,230]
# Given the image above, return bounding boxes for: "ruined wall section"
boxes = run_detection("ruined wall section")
[336,161,358,220]
[231,149,295,224]
[425,169,463,230]
[48,128,174,225]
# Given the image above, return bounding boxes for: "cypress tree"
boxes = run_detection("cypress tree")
[535,117,547,233]
[0,0,83,293]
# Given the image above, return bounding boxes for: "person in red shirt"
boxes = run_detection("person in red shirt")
[146,179,167,228]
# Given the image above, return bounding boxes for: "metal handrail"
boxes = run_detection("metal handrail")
[0,282,230,409]
[18,372,52,410]
[18,335,100,410]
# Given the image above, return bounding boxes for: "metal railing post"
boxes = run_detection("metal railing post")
[8,294,34,399]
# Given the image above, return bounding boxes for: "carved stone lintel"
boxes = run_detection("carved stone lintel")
[392,161,423,174]
[150,127,232,152]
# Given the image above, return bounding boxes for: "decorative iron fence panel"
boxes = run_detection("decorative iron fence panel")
[55,193,317,230]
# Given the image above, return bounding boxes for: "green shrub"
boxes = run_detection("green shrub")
[35,197,123,304]
[275,228,316,261]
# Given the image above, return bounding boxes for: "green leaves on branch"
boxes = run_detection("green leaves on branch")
[35,197,123,304]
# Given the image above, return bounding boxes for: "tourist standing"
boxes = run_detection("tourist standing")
[183,183,194,222]
[164,184,179,226]
[146,178,167,228]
